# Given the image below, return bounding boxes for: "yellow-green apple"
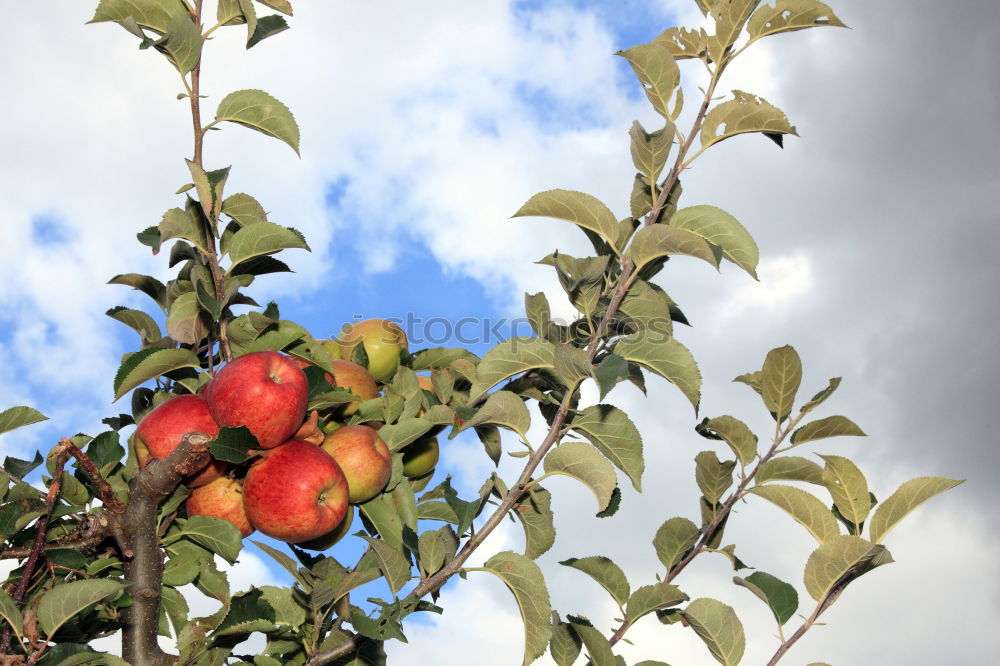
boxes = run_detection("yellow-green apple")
[320,425,391,503]
[297,506,355,551]
[134,394,226,488]
[402,436,439,478]
[329,360,379,415]
[185,476,254,538]
[337,318,408,382]
[206,351,308,448]
[242,439,349,543]
[319,339,342,361]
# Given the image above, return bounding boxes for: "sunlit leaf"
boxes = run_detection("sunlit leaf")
[468,337,555,401]
[226,220,310,266]
[514,190,620,252]
[0,406,48,436]
[544,441,616,511]
[869,477,963,544]
[615,332,701,411]
[37,579,126,638]
[791,416,866,445]
[215,89,300,154]
[761,345,801,421]
[803,535,892,602]
[560,556,630,608]
[701,91,797,151]
[747,0,847,42]
[818,455,871,528]
[626,583,688,625]
[669,205,758,278]
[755,456,823,485]
[460,391,530,439]
[681,597,746,666]
[483,552,552,666]
[617,41,681,118]
[113,348,201,401]
[749,484,841,544]
[569,404,644,491]
[627,224,721,272]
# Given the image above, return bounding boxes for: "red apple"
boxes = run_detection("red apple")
[320,425,391,503]
[337,318,408,382]
[186,476,254,538]
[206,351,308,449]
[134,394,226,488]
[242,439,349,543]
[297,506,355,551]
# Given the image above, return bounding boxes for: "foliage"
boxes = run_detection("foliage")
[0,2,959,665]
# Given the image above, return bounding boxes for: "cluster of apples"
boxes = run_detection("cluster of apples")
[133,319,435,549]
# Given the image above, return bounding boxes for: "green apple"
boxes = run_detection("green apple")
[402,436,439,478]
[337,318,408,383]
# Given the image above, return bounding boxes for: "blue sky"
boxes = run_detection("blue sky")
[1,1,998,664]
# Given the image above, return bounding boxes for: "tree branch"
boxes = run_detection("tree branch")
[121,432,212,666]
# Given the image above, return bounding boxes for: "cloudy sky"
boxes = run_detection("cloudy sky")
[1,0,998,664]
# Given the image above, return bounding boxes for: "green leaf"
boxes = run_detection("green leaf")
[818,455,871,528]
[166,291,209,345]
[358,535,411,597]
[460,391,530,439]
[593,354,629,400]
[568,404,643,492]
[695,451,736,505]
[515,488,556,559]
[566,617,616,666]
[803,535,892,602]
[482,552,552,666]
[617,41,681,119]
[654,25,709,59]
[553,343,593,390]
[0,406,48,436]
[791,416,866,445]
[173,515,243,564]
[761,345,801,421]
[108,273,167,310]
[513,190,621,252]
[559,556,630,608]
[747,0,847,42]
[209,426,259,464]
[755,456,823,485]
[379,418,433,453]
[90,0,188,34]
[549,617,582,666]
[257,0,293,15]
[113,348,201,401]
[417,525,459,577]
[543,441,616,511]
[701,90,798,151]
[697,416,757,467]
[215,588,277,636]
[799,377,842,416]
[708,0,758,60]
[680,598,746,666]
[615,332,701,411]
[221,192,267,226]
[227,220,310,266]
[159,205,209,255]
[468,337,555,401]
[654,517,699,572]
[247,14,290,48]
[618,279,674,336]
[626,583,688,625]
[154,12,202,74]
[869,477,963,544]
[37,579,126,638]
[669,205,759,278]
[732,370,761,395]
[629,120,674,182]
[749,484,841,544]
[626,224,721,272]
[733,571,798,625]
[0,587,23,645]
[215,89,300,155]
[106,306,162,343]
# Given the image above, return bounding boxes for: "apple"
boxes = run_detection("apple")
[242,439,349,543]
[206,351,308,449]
[416,374,446,437]
[296,506,355,551]
[320,425,391,503]
[318,339,342,361]
[337,318,408,382]
[402,436,439,478]
[134,394,226,488]
[185,476,254,537]
[329,360,379,415]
